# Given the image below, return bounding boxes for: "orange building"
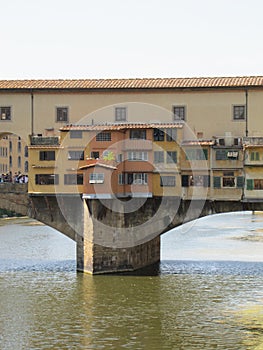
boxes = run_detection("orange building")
[28,123,183,198]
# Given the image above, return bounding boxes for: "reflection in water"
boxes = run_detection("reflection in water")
[0,213,263,349]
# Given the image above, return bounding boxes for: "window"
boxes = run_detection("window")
[216,150,228,160]
[91,151,100,159]
[128,151,148,161]
[182,174,210,187]
[64,174,83,185]
[9,141,12,152]
[185,148,208,160]
[130,129,146,139]
[154,151,164,163]
[117,154,123,163]
[96,132,111,141]
[216,150,239,160]
[0,107,11,120]
[18,141,21,153]
[254,179,263,190]
[250,152,260,161]
[190,175,204,187]
[68,151,84,160]
[70,130,82,139]
[35,174,59,185]
[56,107,68,122]
[127,173,148,185]
[9,155,12,167]
[166,128,177,141]
[118,173,125,185]
[223,171,235,187]
[39,151,55,161]
[153,128,164,141]
[233,105,245,120]
[115,107,127,121]
[160,176,176,187]
[18,156,21,168]
[173,106,185,121]
[166,151,177,163]
[24,146,28,157]
[24,161,28,173]
[89,173,104,183]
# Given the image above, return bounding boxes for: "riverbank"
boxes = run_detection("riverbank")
[0,216,44,226]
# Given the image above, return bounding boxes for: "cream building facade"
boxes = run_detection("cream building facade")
[0,76,263,176]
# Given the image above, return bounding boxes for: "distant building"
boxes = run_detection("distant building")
[0,134,28,178]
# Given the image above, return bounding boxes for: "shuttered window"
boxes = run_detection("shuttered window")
[246,179,253,190]
[236,176,244,188]
[213,176,221,188]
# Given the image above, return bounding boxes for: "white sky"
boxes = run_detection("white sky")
[1,0,263,80]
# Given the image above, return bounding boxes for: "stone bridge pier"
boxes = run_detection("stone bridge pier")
[1,184,263,274]
[28,195,263,274]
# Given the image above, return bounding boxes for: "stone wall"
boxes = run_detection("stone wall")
[0,183,29,216]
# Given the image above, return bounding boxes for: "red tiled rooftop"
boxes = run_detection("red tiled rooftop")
[60,122,184,132]
[0,76,263,90]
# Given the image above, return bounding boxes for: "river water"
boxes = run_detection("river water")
[1,213,263,350]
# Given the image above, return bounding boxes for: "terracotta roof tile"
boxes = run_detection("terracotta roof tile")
[59,122,184,132]
[0,76,263,90]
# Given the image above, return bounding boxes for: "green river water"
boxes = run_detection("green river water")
[0,212,263,349]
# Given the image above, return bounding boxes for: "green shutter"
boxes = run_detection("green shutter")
[203,149,208,160]
[246,179,254,190]
[182,175,189,187]
[213,176,221,188]
[256,152,260,161]
[236,176,244,188]
[203,175,210,187]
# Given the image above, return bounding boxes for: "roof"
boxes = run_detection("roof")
[79,162,117,170]
[60,122,183,131]
[0,76,263,90]
[181,140,214,146]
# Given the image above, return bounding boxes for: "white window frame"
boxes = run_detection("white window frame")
[173,105,186,121]
[128,151,148,161]
[89,173,105,184]
[115,107,127,122]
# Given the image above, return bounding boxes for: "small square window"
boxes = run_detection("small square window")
[173,106,185,121]
[0,107,11,120]
[130,129,146,139]
[70,130,82,139]
[96,132,111,141]
[233,105,245,120]
[56,107,68,122]
[115,107,127,121]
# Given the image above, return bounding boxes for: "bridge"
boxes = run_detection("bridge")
[0,182,262,274]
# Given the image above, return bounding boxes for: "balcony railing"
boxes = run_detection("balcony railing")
[30,136,60,146]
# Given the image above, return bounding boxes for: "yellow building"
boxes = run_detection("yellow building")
[0,76,263,142]
[180,140,212,200]
[0,134,28,180]
[243,137,263,200]
[210,134,244,201]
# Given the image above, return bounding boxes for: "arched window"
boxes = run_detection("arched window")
[24,161,28,173]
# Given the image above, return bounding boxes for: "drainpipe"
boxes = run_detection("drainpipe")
[31,89,34,136]
[245,89,248,137]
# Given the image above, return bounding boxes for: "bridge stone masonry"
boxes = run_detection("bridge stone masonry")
[0,183,262,274]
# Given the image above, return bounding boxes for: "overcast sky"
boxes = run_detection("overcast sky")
[1,0,263,80]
